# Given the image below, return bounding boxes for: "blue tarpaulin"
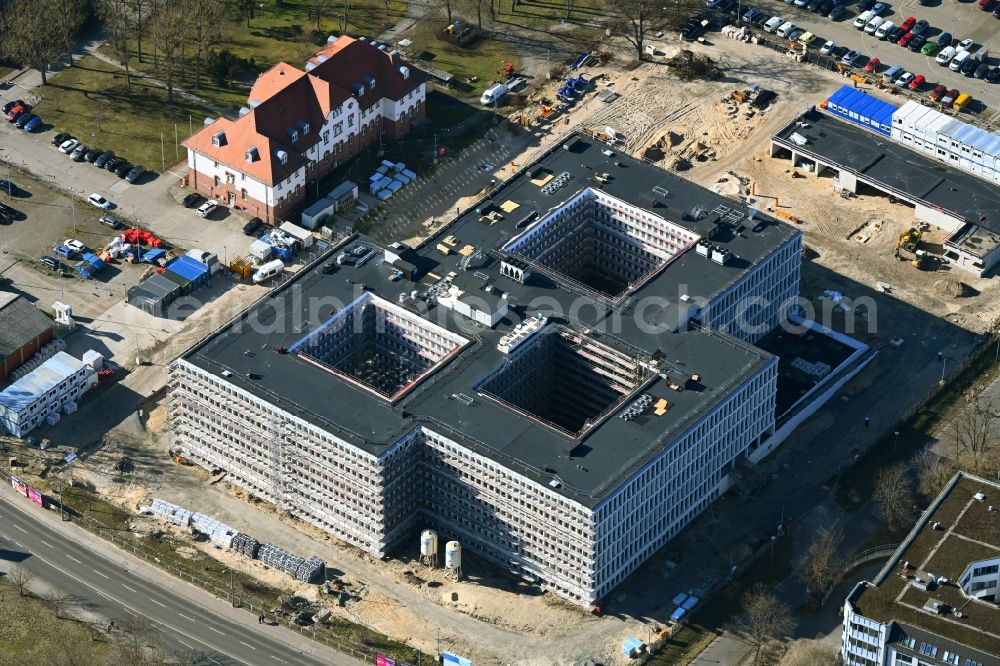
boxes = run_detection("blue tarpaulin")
[670,607,687,622]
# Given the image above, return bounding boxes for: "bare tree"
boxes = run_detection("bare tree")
[7,566,35,596]
[306,0,335,31]
[780,639,843,666]
[56,0,86,66]
[113,614,164,666]
[44,590,77,619]
[445,0,453,24]
[98,0,134,86]
[339,0,353,33]
[798,527,844,599]
[731,585,795,666]
[133,0,147,63]
[874,462,913,532]
[912,445,959,501]
[949,399,1000,475]
[149,0,188,103]
[235,0,257,28]
[187,0,226,90]
[1,0,64,84]
[607,0,667,62]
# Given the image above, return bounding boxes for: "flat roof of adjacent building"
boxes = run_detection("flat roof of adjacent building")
[772,110,1000,234]
[184,133,799,507]
[0,351,85,414]
[0,292,54,362]
[851,473,1000,659]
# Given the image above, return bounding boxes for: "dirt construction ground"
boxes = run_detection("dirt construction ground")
[14,24,1000,666]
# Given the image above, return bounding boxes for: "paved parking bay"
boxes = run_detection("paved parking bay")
[732,0,1000,113]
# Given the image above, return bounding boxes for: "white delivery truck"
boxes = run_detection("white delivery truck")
[480,82,509,106]
[252,259,285,284]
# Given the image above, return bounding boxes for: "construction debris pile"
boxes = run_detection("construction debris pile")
[664,50,720,81]
[143,499,326,584]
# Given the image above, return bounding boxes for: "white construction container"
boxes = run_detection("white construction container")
[82,350,104,370]
[279,222,315,249]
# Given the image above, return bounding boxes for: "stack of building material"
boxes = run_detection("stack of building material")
[368,160,415,200]
[258,543,306,578]
[75,253,106,280]
[190,512,238,546]
[149,498,192,526]
[295,556,326,583]
[231,533,260,558]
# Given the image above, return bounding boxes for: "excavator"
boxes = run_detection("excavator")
[896,228,925,269]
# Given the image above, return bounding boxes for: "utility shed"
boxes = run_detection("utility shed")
[127,273,182,317]
[166,255,211,292]
[825,86,896,137]
[0,292,56,382]
[300,197,337,230]
[279,222,315,248]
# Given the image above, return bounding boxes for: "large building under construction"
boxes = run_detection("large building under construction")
[169,133,803,607]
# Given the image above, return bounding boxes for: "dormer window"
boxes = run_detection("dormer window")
[352,83,365,97]
[363,74,376,91]
[245,146,259,163]
[286,127,299,142]
[297,119,311,136]
[211,131,226,147]
[275,149,289,165]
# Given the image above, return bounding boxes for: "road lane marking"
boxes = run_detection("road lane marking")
[208,626,225,635]
[40,539,54,548]
[269,657,288,663]
[66,555,82,564]
[13,540,22,547]
[178,613,195,621]
[12,524,26,533]
[179,640,195,650]
[121,584,137,592]
[150,598,167,607]
[92,569,109,579]
[239,641,256,650]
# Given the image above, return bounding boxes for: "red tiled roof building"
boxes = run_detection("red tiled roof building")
[183,37,426,224]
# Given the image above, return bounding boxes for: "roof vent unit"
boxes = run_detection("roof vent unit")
[711,247,732,265]
[359,36,368,42]
[275,150,289,165]
[326,35,337,44]
[245,146,259,163]
[211,131,227,147]
[316,55,328,63]
[238,106,251,117]
[203,117,215,127]
[297,119,311,135]
[695,239,711,257]
[974,492,986,501]
[390,49,401,58]
[378,44,388,52]
[305,62,317,71]
[399,65,410,80]
[286,127,300,142]
[249,99,262,108]
[352,83,365,96]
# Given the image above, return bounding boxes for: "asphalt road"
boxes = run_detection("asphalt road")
[0,490,364,666]
[737,0,1000,112]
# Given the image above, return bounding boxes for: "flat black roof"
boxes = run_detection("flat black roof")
[773,110,1000,234]
[184,134,797,507]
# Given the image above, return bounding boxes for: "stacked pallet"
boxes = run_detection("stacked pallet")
[190,512,238,547]
[258,543,306,578]
[295,556,326,583]
[148,498,192,526]
[231,533,260,558]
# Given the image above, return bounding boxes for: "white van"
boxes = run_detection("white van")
[950,50,972,72]
[764,16,784,32]
[776,22,796,38]
[936,46,957,65]
[480,83,508,106]
[874,20,894,39]
[881,65,902,84]
[853,10,874,29]
[864,16,884,34]
[252,259,285,284]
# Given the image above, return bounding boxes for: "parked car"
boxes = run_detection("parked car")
[84,148,102,163]
[0,202,19,219]
[105,156,127,172]
[886,26,906,41]
[39,256,61,271]
[864,57,881,72]
[182,192,203,208]
[23,115,41,132]
[70,144,89,161]
[5,104,26,122]
[864,16,884,34]
[853,10,875,28]
[794,0,809,7]
[920,42,938,56]
[988,67,1000,83]
[806,0,824,10]
[87,193,112,209]
[957,38,974,51]
[928,84,947,101]
[936,32,952,48]
[908,74,926,89]
[242,217,264,236]
[974,61,989,79]
[2,99,25,114]
[788,28,806,41]
[898,15,916,31]
[113,162,132,178]
[816,0,834,13]
[961,55,979,76]
[856,0,875,9]
[936,46,957,65]
[820,40,836,54]
[99,214,122,229]
[871,1,887,14]
[828,5,848,19]
[94,150,115,168]
[58,139,79,154]
[51,132,71,146]
[0,180,18,196]
[908,34,928,52]
[993,3,1000,17]
[13,112,34,129]
[798,31,816,44]
[197,199,219,218]
[764,15,784,32]
[910,19,928,35]
[125,165,145,183]
[941,88,959,105]
[64,239,86,253]
[895,71,915,87]
[898,32,915,47]
[980,0,994,10]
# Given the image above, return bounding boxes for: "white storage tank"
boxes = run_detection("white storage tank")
[445,541,462,571]
[420,530,438,558]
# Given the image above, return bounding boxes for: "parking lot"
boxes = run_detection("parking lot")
[725,0,1000,117]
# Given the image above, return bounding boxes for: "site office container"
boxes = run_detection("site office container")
[165,255,211,292]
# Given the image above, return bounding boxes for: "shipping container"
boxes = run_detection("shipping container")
[825,86,897,136]
[165,255,211,292]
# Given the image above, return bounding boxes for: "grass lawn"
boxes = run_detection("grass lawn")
[36,56,212,170]
[0,589,113,663]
